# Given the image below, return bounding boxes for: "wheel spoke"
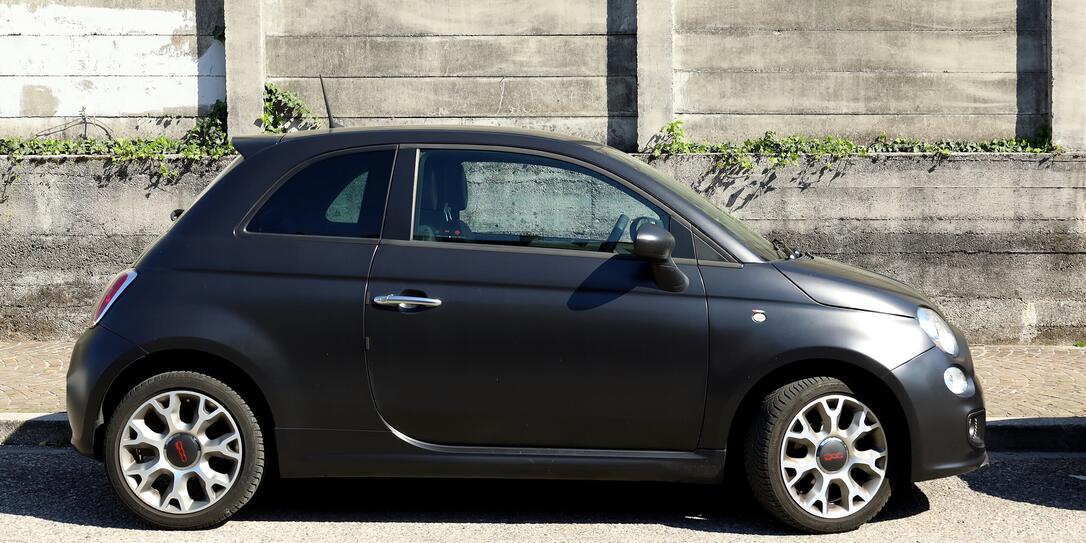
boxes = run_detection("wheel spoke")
[202,433,242,461]
[121,419,166,449]
[191,397,225,436]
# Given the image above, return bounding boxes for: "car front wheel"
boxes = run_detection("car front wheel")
[103,371,265,529]
[745,377,892,533]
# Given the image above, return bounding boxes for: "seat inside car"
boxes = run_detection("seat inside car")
[415,154,473,241]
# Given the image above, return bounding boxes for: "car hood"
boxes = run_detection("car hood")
[773,257,929,317]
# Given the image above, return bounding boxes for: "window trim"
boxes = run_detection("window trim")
[236,144,398,244]
[402,144,693,257]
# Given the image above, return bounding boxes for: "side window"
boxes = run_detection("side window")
[248,149,394,238]
[413,149,669,254]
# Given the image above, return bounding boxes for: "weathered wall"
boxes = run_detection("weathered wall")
[0,156,228,339]
[672,0,1051,143]
[0,0,225,138]
[263,0,637,149]
[1,154,1083,344]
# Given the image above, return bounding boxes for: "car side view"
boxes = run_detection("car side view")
[67,126,986,533]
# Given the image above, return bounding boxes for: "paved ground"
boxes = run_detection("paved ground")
[1,341,1084,417]
[0,447,1082,542]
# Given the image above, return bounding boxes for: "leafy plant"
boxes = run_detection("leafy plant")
[1074,341,1086,348]
[261,83,321,133]
[648,121,1060,172]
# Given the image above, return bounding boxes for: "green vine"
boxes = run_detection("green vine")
[261,83,322,133]
[648,120,1060,172]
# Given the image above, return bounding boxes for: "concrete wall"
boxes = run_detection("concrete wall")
[5,0,1086,149]
[0,0,225,138]
[262,0,637,149]
[672,0,1051,143]
[2,154,1083,344]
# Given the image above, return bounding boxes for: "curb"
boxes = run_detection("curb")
[2,413,1084,452]
[0,413,70,447]
[986,417,1086,452]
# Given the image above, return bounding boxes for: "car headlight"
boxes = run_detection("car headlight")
[917,307,959,357]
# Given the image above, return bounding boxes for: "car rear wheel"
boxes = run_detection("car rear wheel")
[745,377,892,533]
[103,371,264,529]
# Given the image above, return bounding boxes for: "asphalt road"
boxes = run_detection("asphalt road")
[0,448,1083,542]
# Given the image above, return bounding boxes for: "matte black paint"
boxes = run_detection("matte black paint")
[67,126,986,483]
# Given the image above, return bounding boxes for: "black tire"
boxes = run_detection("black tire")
[744,377,892,533]
[103,371,265,530]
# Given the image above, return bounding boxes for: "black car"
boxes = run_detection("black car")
[67,126,986,533]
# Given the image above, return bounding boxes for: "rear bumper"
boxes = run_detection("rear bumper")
[66,326,145,456]
[889,343,987,482]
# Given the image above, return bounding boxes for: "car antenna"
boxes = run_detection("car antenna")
[319,74,342,129]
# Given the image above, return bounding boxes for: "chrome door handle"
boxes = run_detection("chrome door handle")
[373,295,442,309]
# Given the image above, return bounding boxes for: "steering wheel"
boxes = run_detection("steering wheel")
[599,214,630,252]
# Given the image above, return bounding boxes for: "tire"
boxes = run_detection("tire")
[744,377,893,533]
[103,371,265,529]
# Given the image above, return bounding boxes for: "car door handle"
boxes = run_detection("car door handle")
[372,295,442,309]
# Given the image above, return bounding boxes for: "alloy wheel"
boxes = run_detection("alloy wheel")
[778,394,888,519]
[116,390,243,514]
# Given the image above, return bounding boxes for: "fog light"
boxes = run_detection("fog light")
[944,367,968,395]
[968,411,986,448]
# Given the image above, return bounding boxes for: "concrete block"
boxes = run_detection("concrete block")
[265,0,632,37]
[673,113,1048,142]
[0,35,225,77]
[675,72,1047,115]
[266,35,634,78]
[329,116,635,149]
[271,76,636,118]
[0,116,198,139]
[675,30,1045,74]
[224,0,265,136]
[636,0,675,150]
[675,0,1045,32]
[1052,0,1086,149]
[0,76,224,117]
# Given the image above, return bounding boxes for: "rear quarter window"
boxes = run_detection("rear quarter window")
[247,149,395,238]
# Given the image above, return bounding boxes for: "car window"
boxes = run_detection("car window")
[248,149,394,238]
[413,149,669,254]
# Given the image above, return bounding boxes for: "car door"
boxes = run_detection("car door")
[364,146,708,451]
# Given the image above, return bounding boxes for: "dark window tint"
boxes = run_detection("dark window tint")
[695,235,733,263]
[413,149,669,254]
[248,149,394,238]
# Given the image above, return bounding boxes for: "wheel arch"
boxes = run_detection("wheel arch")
[94,348,278,471]
[723,357,914,483]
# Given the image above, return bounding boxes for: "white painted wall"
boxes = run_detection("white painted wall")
[0,1,225,137]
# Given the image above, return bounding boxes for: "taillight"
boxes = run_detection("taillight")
[91,269,137,326]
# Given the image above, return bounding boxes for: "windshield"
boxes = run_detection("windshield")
[596,147,781,260]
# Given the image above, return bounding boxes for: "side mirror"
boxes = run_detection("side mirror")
[633,224,689,293]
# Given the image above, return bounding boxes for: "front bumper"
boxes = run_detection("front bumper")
[66,325,145,456]
[890,342,987,481]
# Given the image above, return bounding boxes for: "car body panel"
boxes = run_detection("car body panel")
[365,240,709,450]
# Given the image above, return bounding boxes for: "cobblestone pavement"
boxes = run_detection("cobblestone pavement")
[0,341,1083,417]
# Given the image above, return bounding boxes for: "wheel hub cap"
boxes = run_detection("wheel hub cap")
[816,437,848,472]
[164,434,201,468]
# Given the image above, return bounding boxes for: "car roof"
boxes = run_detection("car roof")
[233,125,603,159]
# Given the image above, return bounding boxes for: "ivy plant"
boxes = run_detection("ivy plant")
[261,83,322,133]
[648,120,1060,172]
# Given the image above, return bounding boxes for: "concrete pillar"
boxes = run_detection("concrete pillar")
[224,0,266,137]
[635,0,674,150]
[1051,0,1086,149]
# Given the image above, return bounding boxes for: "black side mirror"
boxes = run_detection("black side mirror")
[633,224,689,293]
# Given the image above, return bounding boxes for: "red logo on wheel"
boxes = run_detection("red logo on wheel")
[174,440,189,464]
[822,451,845,462]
